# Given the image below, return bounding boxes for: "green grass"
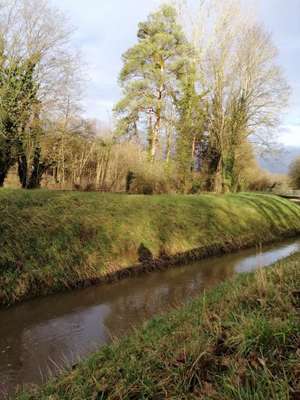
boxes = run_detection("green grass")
[1,189,300,306]
[15,251,300,399]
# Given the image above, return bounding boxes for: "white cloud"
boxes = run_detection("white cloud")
[278,124,300,147]
[52,0,300,147]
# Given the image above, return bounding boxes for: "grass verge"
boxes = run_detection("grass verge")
[15,251,300,399]
[1,189,300,306]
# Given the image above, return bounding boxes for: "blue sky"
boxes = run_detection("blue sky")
[52,0,300,146]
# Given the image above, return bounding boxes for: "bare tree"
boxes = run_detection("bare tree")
[177,0,290,192]
[0,0,82,117]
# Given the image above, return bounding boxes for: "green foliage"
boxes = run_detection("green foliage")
[114,5,192,160]
[0,190,300,306]
[175,63,206,192]
[0,48,50,189]
[16,251,300,399]
[223,93,249,191]
[113,1,288,194]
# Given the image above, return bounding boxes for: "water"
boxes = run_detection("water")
[1,238,299,396]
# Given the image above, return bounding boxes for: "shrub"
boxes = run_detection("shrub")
[129,160,177,194]
[245,165,289,193]
[289,157,300,189]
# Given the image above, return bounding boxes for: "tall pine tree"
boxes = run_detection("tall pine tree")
[114,5,191,162]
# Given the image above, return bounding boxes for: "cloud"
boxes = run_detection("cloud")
[278,124,300,147]
[52,0,163,121]
[53,0,300,147]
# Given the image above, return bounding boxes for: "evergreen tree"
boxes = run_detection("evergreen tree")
[0,51,39,186]
[114,5,191,162]
[0,52,52,188]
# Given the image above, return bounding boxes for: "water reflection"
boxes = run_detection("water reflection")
[0,238,299,396]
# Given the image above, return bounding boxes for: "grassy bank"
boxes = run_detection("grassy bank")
[16,251,300,399]
[1,189,300,306]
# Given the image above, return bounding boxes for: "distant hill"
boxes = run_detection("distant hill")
[258,146,300,175]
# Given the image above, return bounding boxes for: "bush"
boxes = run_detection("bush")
[248,173,289,192]
[129,160,177,194]
[289,157,300,189]
[247,171,275,191]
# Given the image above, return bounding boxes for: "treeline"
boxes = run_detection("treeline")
[114,2,289,193]
[0,1,290,193]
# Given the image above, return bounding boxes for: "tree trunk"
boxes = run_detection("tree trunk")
[0,172,6,187]
[0,140,15,187]
[212,156,224,193]
[150,121,160,162]
[191,133,197,172]
[165,124,172,164]
[27,148,45,189]
[0,165,11,187]
[18,154,28,188]
[18,146,49,189]
[149,62,163,162]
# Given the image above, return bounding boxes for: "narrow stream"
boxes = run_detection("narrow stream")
[1,238,300,397]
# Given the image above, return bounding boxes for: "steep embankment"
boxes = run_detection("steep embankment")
[16,252,300,399]
[1,189,300,306]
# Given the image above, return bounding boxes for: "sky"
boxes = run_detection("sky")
[52,0,300,147]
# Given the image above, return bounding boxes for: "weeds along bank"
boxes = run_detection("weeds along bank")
[16,252,300,399]
[1,189,300,306]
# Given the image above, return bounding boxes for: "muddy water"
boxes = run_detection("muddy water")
[1,238,300,396]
